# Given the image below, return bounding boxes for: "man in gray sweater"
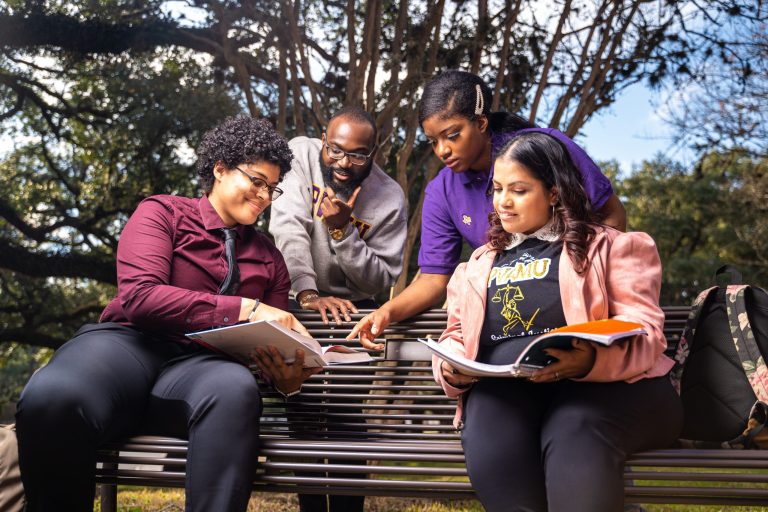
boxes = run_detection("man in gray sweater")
[269,107,407,325]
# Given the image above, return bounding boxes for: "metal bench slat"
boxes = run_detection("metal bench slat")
[97,306,768,508]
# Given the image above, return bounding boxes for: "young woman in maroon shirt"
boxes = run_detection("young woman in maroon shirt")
[16,116,317,512]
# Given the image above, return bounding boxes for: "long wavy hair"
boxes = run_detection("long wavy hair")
[488,132,598,274]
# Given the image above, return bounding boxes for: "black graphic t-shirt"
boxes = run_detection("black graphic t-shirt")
[477,238,567,365]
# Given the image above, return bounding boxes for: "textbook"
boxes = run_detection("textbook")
[186,320,372,367]
[419,319,647,378]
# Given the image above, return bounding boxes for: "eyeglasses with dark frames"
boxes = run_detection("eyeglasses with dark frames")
[234,167,283,200]
[323,140,375,166]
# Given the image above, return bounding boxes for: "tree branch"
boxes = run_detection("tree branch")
[0,239,115,284]
[0,329,68,349]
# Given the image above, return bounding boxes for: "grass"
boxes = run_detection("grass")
[93,488,483,511]
[93,464,768,511]
[94,487,768,512]
[642,507,767,512]
[629,466,768,512]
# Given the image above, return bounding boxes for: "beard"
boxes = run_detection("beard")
[319,153,372,197]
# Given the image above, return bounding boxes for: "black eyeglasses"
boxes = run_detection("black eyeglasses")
[234,167,283,200]
[323,141,375,166]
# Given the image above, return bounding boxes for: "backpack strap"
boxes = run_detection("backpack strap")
[669,286,719,394]
[725,285,768,403]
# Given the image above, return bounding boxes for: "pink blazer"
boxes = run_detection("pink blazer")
[432,226,674,428]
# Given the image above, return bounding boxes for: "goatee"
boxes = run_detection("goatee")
[319,155,371,197]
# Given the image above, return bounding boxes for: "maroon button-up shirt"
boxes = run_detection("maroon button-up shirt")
[100,194,290,343]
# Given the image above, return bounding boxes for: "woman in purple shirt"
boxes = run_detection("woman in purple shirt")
[15,117,318,512]
[349,70,626,348]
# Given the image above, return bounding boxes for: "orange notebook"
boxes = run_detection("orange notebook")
[420,319,646,378]
[542,319,647,342]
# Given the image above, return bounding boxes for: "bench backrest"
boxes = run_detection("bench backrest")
[255,307,690,441]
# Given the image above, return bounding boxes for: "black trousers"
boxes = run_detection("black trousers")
[16,323,263,512]
[287,299,371,512]
[460,376,683,512]
[294,366,366,512]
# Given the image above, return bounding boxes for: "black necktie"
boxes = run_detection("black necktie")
[218,228,240,296]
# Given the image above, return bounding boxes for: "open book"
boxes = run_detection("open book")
[420,319,647,378]
[186,320,372,367]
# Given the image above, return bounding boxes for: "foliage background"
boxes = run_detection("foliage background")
[0,0,765,414]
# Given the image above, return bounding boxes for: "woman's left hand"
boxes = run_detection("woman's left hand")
[530,338,597,383]
[251,346,322,394]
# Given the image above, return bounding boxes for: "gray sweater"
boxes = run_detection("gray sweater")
[268,136,407,301]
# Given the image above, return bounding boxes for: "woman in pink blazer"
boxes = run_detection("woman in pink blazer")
[433,131,682,512]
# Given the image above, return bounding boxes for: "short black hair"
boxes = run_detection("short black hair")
[418,70,491,124]
[328,106,378,145]
[196,116,293,193]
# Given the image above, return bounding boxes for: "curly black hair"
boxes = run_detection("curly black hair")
[196,116,293,193]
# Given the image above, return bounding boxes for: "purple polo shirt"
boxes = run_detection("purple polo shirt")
[100,194,290,343]
[418,128,613,274]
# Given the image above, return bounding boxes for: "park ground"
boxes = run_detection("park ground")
[95,488,768,512]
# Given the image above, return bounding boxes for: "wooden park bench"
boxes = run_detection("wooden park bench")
[95,307,768,510]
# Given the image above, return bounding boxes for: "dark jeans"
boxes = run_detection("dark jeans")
[460,376,683,512]
[16,323,263,512]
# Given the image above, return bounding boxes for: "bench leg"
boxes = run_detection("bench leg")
[99,484,117,512]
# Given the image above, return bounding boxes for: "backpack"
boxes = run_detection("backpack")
[669,265,768,449]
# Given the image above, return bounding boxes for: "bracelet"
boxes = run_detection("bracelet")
[274,385,302,400]
[247,299,261,322]
[298,292,319,308]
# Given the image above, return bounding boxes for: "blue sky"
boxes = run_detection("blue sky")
[578,83,692,176]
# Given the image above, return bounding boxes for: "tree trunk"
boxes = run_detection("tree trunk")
[492,0,523,111]
[393,157,442,295]
[288,43,306,135]
[470,0,488,74]
[376,0,410,162]
[277,42,288,133]
[364,0,383,113]
[528,0,571,124]
[345,0,360,104]
[284,0,326,130]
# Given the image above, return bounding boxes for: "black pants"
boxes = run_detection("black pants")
[288,298,372,512]
[460,376,683,512]
[293,367,366,512]
[16,323,263,512]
